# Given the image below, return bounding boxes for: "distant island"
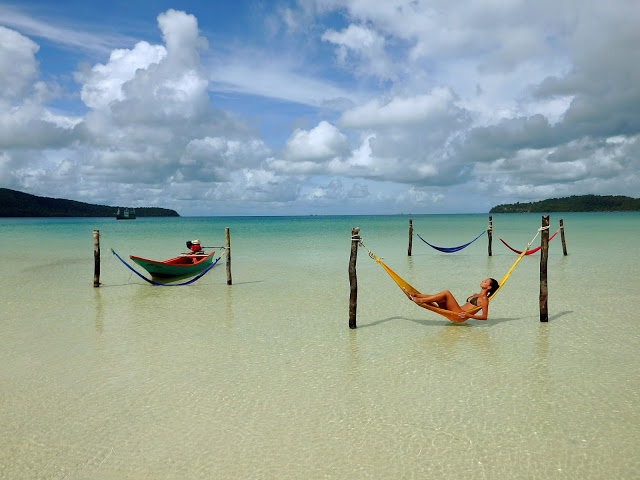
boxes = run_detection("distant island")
[0,188,180,217]
[490,195,640,213]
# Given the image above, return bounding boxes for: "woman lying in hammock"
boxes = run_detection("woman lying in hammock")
[407,278,499,321]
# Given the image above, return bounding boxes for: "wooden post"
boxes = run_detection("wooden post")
[559,219,568,255]
[93,229,100,287]
[225,227,232,285]
[349,227,360,329]
[539,215,549,322]
[487,216,493,256]
[408,219,413,256]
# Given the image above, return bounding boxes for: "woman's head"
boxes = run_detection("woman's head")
[487,278,499,297]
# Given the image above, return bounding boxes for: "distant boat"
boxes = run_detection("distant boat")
[115,207,136,220]
[129,251,215,278]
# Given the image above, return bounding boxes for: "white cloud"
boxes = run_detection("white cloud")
[207,51,358,109]
[70,9,262,192]
[284,121,349,161]
[0,27,75,153]
[0,26,39,101]
[322,23,393,80]
[180,137,269,181]
[348,182,369,199]
[340,88,459,129]
[77,42,167,110]
[0,4,138,55]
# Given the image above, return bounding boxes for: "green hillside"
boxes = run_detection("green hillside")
[0,188,180,217]
[490,195,640,213]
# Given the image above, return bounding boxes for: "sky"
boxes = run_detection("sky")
[1,0,639,216]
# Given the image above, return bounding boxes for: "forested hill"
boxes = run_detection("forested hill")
[490,195,640,213]
[0,188,180,217]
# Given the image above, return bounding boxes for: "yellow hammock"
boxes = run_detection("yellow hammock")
[362,236,537,323]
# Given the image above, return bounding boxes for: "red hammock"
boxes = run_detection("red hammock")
[499,229,559,255]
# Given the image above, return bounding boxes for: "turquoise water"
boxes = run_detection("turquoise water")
[1,213,639,479]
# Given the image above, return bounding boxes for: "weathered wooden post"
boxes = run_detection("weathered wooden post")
[349,227,360,329]
[408,219,413,256]
[559,219,568,256]
[539,215,549,322]
[488,216,493,256]
[225,227,232,285]
[93,229,100,287]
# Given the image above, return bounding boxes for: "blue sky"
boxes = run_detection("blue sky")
[1,1,639,215]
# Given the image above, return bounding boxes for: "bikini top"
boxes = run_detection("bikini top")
[467,295,479,306]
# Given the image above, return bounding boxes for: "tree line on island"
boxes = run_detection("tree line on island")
[490,194,640,213]
[0,188,179,217]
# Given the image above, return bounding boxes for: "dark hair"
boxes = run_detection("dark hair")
[487,278,500,297]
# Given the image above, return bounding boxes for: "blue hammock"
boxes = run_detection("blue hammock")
[111,248,221,286]
[417,230,486,253]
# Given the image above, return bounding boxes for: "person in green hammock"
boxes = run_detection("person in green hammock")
[407,278,499,320]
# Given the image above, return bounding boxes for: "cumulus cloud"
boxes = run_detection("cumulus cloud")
[0,27,75,153]
[179,137,269,182]
[77,42,167,110]
[284,121,349,161]
[267,121,351,176]
[235,168,301,205]
[73,10,271,196]
[303,179,345,202]
[0,26,39,101]
[348,182,369,199]
[322,23,394,80]
[340,88,461,129]
[111,10,211,123]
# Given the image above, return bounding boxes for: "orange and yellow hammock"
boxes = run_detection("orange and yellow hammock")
[363,242,531,323]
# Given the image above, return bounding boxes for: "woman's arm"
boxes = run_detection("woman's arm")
[460,296,489,320]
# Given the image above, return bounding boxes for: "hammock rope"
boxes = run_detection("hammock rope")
[498,228,558,255]
[111,248,222,286]
[416,230,486,253]
[360,227,544,323]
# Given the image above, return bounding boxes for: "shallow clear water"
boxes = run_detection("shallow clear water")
[1,213,639,479]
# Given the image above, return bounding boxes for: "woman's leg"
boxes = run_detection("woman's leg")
[409,290,463,312]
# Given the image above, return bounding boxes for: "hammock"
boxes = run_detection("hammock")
[417,230,485,253]
[360,228,543,323]
[111,249,221,286]
[499,229,558,255]
[368,249,527,322]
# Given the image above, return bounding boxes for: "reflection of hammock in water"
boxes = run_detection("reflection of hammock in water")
[417,230,485,253]
[361,229,543,323]
[499,229,558,255]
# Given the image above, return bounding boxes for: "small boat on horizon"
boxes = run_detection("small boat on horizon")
[116,207,136,220]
